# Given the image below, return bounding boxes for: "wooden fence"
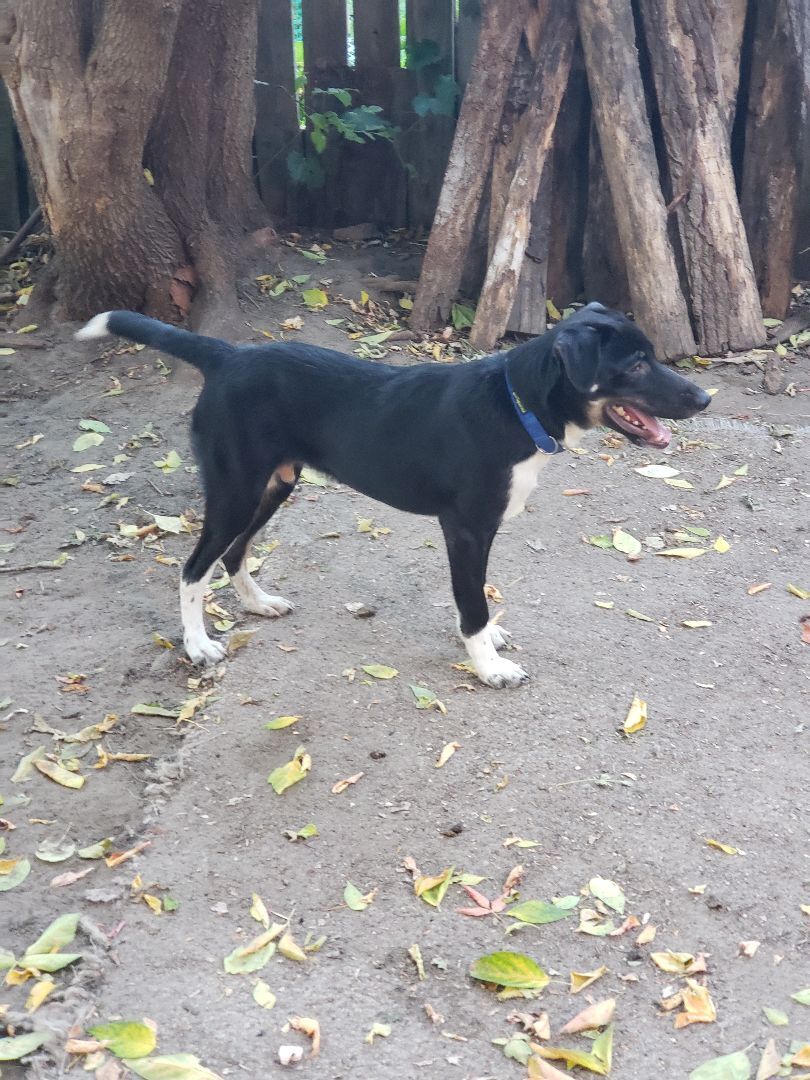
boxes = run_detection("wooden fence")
[255,0,480,229]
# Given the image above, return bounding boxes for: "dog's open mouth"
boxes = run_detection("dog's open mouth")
[605,404,671,448]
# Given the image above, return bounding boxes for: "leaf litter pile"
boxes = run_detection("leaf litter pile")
[2,244,809,1076]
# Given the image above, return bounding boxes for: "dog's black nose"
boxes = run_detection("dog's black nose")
[694,388,712,412]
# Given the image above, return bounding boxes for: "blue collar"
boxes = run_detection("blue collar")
[504,363,566,455]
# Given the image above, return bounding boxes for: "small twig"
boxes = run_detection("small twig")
[146,477,170,498]
[0,561,66,574]
[0,207,43,264]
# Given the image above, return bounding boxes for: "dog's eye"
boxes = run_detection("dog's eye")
[629,361,647,376]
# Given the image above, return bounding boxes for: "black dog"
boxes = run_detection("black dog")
[77,303,710,687]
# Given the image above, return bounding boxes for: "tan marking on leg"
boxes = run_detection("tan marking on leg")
[275,463,297,485]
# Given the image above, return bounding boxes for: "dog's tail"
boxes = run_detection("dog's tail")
[76,311,233,376]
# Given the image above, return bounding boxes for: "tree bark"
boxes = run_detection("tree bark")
[638,0,764,354]
[575,0,695,360]
[582,120,631,310]
[410,0,530,329]
[4,0,265,325]
[740,0,803,318]
[470,2,576,352]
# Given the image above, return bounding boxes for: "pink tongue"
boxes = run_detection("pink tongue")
[619,405,671,448]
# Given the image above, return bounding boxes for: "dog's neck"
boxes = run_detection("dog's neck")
[502,335,578,442]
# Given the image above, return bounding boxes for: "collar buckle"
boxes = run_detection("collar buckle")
[504,364,566,455]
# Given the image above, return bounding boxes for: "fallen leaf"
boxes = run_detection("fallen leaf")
[739,940,760,957]
[560,998,616,1034]
[688,1051,751,1080]
[470,951,549,991]
[0,857,31,891]
[278,931,307,962]
[364,1022,391,1044]
[791,1045,810,1068]
[651,950,706,975]
[409,684,447,713]
[762,1006,789,1026]
[223,926,282,974]
[122,1053,224,1080]
[756,1038,781,1080]
[593,599,614,609]
[747,582,771,595]
[673,978,717,1027]
[265,715,301,731]
[301,288,328,309]
[589,877,626,914]
[562,488,590,496]
[533,1044,607,1075]
[414,866,454,908]
[51,866,94,888]
[635,464,680,479]
[252,979,276,1010]
[570,966,608,993]
[792,987,810,1006]
[361,664,398,679]
[435,742,461,768]
[655,547,707,559]
[24,978,56,1013]
[268,746,311,794]
[636,924,657,945]
[529,1060,576,1080]
[623,696,647,734]
[250,894,270,928]
[289,1015,320,1056]
[787,583,810,600]
[612,529,641,556]
[507,899,575,926]
[706,838,741,855]
[331,771,363,794]
[682,620,712,629]
[408,943,426,980]
[625,608,653,622]
[715,475,736,490]
[34,759,84,789]
[0,1031,49,1061]
[35,836,76,863]
[344,882,376,911]
[104,840,151,868]
[664,477,694,489]
[89,1021,157,1059]
[73,431,105,452]
[713,535,730,553]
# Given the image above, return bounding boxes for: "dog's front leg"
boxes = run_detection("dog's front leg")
[440,516,529,689]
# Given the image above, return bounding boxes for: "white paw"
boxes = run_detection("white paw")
[244,592,293,618]
[185,634,227,667]
[488,623,512,650]
[476,656,530,689]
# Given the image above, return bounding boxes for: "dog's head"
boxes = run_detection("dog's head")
[553,303,710,448]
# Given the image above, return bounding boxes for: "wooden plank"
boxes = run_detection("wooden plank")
[455,0,482,87]
[302,0,347,77]
[0,80,21,233]
[406,0,453,85]
[255,0,300,220]
[354,0,400,71]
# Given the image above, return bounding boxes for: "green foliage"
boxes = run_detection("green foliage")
[413,74,460,118]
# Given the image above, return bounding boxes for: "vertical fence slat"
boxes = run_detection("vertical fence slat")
[0,81,21,233]
[255,0,300,219]
[354,0,400,71]
[455,0,481,87]
[403,0,455,227]
[302,0,347,77]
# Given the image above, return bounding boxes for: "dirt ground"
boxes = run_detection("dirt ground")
[2,240,809,1080]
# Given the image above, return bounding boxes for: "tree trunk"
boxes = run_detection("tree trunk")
[575,0,695,360]
[638,0,764,354]
[4,0,266,325]
[470,2,576,352]
[410,0,530,329]
[740,0,803,318]
[582,120,631,310]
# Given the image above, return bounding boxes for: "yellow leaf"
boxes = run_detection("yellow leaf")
[546,299,561,320]
[16,324,38,334]
[34,759,84,789]
[265,715,301,731]
[570,965,608,993]
[673,978,717,1027]
[715,475,735,490]
[713,535,730,553]
[534,1044,607,1075]
[663,477,694,489]
[787,583,810,600]
[792,1045,810,1068]
[278,931,307,962]
[331,771,364,794]
[593,600,614,609]
[143,893,162,915]
[655,548,707,559]
[682,619,712,629]
[636,924,657,945]
[623,695,647,734]
[650,950,703,975]
[435,741,461,768]
[250,893,270,928]
[24,978,55,1013]
[706,838,741,855]
[268,746,311,794]
[252,979,276,1009]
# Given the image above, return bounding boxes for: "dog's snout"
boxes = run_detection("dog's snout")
[693,388,712,412]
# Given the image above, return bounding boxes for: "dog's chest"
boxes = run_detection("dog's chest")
[503,426,584,520]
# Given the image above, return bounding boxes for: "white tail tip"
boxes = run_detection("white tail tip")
[76,312,112,340]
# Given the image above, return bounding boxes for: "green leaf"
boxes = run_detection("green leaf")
[268,746,311,794]
[301,288,328,309]
[634,464,680,479]
[0,347,16,355]
[265,715,301,730]
[589,876,626,914]
[78,837,114,859]
[469,951,550,990]
[410,684,439,709]
[299,466,329,486]
[152,514,183,535]
[322,86,352,106]
[79,419,111,434]
[493,1034,533,1065]
[361,664,398,680]
[792,987,810,1006]
[130,703,180,718]
[35,836,76,862]
[406,37,441,70]
[223,929,280,974]
[0,1031,49,1061]
[762,1006,789,1025]
[89,1021,157,1059]
[451,302,475,330]
[612,529,641,556]
[592,1023,614,1072]
[588,534,614,549]
[506,899,573,925]
[0,857,31,891]
[73,431,105,452]
[252,979,276,1010]
[688,1050,751,1080]
[287,150,325,188]
[310,126,327,153]
[20,952,81,972]
[153,450,182,473]
[344,882,373,911]
[123,1053,224,1080]
[24,913,80,955]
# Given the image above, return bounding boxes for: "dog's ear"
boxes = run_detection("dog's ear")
[553,324,602,392]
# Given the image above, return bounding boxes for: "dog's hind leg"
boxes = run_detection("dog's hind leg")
[221,463,300,618]
[440,513,529,689]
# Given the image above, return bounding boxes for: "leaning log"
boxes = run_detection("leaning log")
[741,0,804,318]
[638,0,764,353]
[410,0,529,329]
[575,0,695,360]
[470,2,576,352]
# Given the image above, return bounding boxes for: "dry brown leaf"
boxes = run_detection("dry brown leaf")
[484,583,503,602]
[739,940,761,957]
[289,1015,320,1056]
[50,866,94,888]
[570,965,608,993]
[756,1038,781,1080]
[104,840,151,868]
[636,923,657,945]
[502,864,524,896]
[529,1059,576,1080]
[747,582,772,595]
[560,998,616,1034]
[609,914,640,936]
[331,771,364,795]
[435,741,461,768]
[424,1003,444,1026]
[673,978,717,1028]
